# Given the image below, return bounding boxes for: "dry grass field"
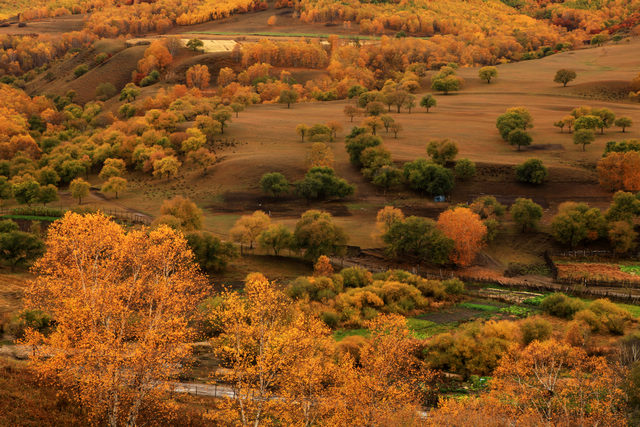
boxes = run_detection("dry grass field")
[76,38,636,252]
[6,12,640,253]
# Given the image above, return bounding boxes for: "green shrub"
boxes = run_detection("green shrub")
[321,311,339,328]
[95,82,117,101]
[0,219,19,233]
[140,70,160,87]
[94,52,109,64]
[10,206,64,218]
[520,317,552,345]
[540,293,585,318]
[515,158,548,185]
[340,267,373,288]
[73,64,89,78]
[589,299,631,335]
[443,278,465,295]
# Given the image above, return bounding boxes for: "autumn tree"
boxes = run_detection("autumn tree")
[383,216,453,265]
[296,124,309,142]
[609,220,637,254]
[606,191,640,223]
[326,121,342,140]
[152,156,181,179]
[573,128,595,151]
[307,142,334,168]
[186,64,210,89]
[24,213,204,426]
[437,207,487,267]
[479,66,498,83]
[260,172,290,197]
[510,197,543,232]
[496,107,533,141]
[185,230,237,273]
[326,315,435,426]
[554,69,577,87]
[258,224,294,256]
[11,175,41,206]
[491,340,625,424]
[69,177,90,204]
[155,196,203,231]
[455,158,476,181]
[187,148,217,175]
[99,158,126,180]
[208,274,336,426]
[231,102,245,118]
[430,340,626,425]
[508,129,532,151]
[420,94,436,112]
[427,139,458,164]
[403,159,454,196]
[119,83,140,102]
[551,202,607,249]
[431,65,463,94]
[0,228,44,271]
[365,101,385,117]
[218,67,236,87]
[389,122,402,138]
[230,210,271,250]
[186,38,204,52]
[0,176,12,205]
[372,166,403,193]
[616,116,632,133]
[516,158,547,184]
[101,176,127,199]
[314,255,334,276]
[295,167,355,201]
[343,105,360,122]
[212,108,232,134]
[278,89,299,108]
[38,184,58,206]
[375,206,405,235]
[294,210,348,260]
[597,151,640,192]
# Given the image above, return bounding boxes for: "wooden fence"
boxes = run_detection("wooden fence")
[0,206,152,226]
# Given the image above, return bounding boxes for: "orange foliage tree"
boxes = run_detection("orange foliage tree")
[23,212,205,425]
[597,151,640,192]
[186,64,211,90]
[208,273,337,426]
[437,207,487,266]
[430,340,627,425]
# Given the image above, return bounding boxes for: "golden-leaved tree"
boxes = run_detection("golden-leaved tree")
[428,339,627,426]
[208,274,434,426]
[326,314,435,426]
[24,212,205,426]
[208,273,337,426]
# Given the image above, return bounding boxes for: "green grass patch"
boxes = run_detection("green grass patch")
[616,303,640,318]
[458,302,500,312]
[499,305,531,317]
[332,328,369,341]
[620,265,640,275]
[0,215,59,222]
[407,317,455,339]
[523,295,546,306]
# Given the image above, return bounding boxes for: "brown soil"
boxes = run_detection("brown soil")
[0,14,85,35]
[28,44,145,104]
[169,8,365,38]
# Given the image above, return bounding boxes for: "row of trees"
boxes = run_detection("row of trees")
[230,209,348,259]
